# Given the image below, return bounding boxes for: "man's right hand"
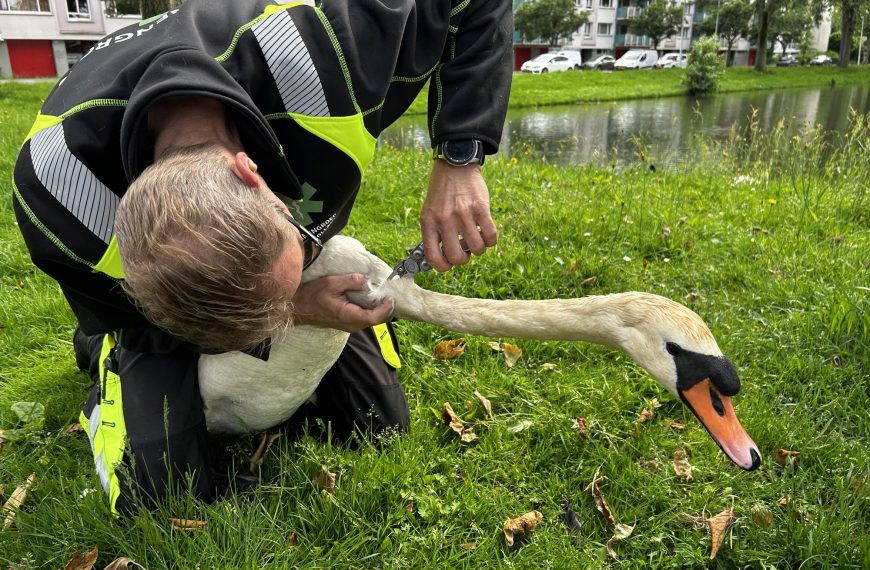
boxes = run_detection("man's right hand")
[291,273,393,332]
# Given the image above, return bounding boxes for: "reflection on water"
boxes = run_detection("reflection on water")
[379,84,870,165]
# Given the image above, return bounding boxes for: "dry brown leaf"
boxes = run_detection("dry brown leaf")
[572,417,589,437]
[540,362,557,371]
[637,407,654,423]
[433,338,466,360]
[636,459,660,472]
[287,532,299,547]
[605,522,635,559]
[677,512,707,531]
[0,429,6,447]
[584,476,615,527]
[581,276,598,287]
[63,423,84,435]
[773,449,800,465]
[441,402,477,442]
[312,465,336,492]
[502,510,543,547]
[64,548,98,570]
[672,450,694,481]
[667,421,686,430]
[249,433,281,472]
[777,496,790,508]
[487,341,502,352]
[707,508,735,559]
[661,225,672,239]
[473,390,492,418]
[169,518,207,531]
[103,558,139,570]
[502,343,522,368]
[2,473,35,531]
[405,500,414,513]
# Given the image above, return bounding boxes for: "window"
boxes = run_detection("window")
[598,23,612,35]
[102,0,141,16]
[67,0,91,20]
[0,0,51,12]
[586,0,593,8]
[600,0,612,7]
[583,22,592,36]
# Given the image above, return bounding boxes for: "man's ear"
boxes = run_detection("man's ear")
[231,151,261,188]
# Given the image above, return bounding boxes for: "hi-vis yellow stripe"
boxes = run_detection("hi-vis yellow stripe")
[96,334,127,516]
[23,114,62,144]
[372,323,400,369]
[94,235,125,279]
[289,112,376,172]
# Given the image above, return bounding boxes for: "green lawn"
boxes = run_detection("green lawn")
[1,81,868,568]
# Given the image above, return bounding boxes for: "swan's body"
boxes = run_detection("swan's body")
[199,236,760,470]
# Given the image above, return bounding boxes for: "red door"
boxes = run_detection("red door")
[7,40,57,78]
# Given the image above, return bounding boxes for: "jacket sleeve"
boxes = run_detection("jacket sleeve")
[428,0,513,154]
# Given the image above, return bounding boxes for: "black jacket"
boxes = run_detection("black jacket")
[13,0,512,335]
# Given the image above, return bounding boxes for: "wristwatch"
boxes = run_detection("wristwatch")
[433,139,485,167]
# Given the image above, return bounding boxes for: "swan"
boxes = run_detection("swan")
[199,236,761,470]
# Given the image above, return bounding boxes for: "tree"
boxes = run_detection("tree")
[139,0,183,19]
[683,36,725,94]
[696,0,753,66]
[627,0,684,51]
[769,3,815,56]
[832,0,870,67]
[514,0,589,46]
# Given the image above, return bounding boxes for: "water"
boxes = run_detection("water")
[379,84,870,166]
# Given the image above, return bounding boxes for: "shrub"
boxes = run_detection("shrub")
[683,36,724,96]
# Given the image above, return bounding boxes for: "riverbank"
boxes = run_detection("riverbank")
[405,65,870,114]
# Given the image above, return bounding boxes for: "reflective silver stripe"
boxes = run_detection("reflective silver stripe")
[30,123,119,244]
[86,404,111,494]
[94,450,111,494]
[253,10,330,117]
[87,403,101,448]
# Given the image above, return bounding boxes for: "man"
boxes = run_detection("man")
[13,0,511,515]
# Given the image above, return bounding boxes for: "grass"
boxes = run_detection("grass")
[1,82,869,568]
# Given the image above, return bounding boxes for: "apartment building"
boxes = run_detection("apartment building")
[0,0,141,78]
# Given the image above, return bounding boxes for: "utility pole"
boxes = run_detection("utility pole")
[714,0,721,37]
[860,15,866,65]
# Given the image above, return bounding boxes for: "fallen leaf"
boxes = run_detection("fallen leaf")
[636,459,660,472]
[441,402,477,442]
[2,473,35,531]
[672,450,693,481]
[473,390,492,418]
[572,417,589,436]
[503,510,543,547]
[312,465,336,492]
[63,423,84,435]
[169,518,207,531]
[103,558,139,570]
[661,225,672,239]
[433,338,466,360]
[63,548,98,570]
[581,276,598,287]
[540,362,557,371]
[287,532,299,547]
[405,501,414,514]
[677,512,707,530]
[750,503,773,528]
[773,449,800,465]
[249,433,281,472]
[460,542,477,551]
[777,496,790,508]
[707,508,735,559]
[667,420,686,430]
[0,429,5,447]
[605,522,635,559]
[502,343,522,368]
[487,341,502,352]
[637,399,660,424]
[584,476,614,527]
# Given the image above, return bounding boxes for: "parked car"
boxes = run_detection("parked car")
[776,54,800,67]
[583,55,616,70]
[655,53,688,69]
[520,53,577,74]
[552,50,583,69]
[614,49,658,70]
[809,54,833,66]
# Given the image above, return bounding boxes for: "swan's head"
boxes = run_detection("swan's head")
[616,293,761,471]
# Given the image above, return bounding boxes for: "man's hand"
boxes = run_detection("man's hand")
[420,160,498,272]
[291,274,392,332]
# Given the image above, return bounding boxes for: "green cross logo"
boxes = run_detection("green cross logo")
[282,183,323,226]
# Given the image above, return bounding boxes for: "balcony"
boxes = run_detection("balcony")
[616,6,644,19]
[614,33,651,47]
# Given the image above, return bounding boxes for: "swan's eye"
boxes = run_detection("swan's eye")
[666,342,681,356]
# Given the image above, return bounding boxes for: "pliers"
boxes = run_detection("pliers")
[387,240,470,280]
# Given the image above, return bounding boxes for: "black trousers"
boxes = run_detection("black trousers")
[75,325,409,516]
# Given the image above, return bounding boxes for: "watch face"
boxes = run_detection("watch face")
[444,140,477,164]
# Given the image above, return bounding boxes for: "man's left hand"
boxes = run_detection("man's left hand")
[419,160,497,272]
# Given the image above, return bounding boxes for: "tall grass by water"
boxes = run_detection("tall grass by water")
[0,83,868,568]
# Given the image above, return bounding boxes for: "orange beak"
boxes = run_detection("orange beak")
[680,378,761,470]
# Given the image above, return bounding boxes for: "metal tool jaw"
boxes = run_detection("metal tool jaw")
[387,242,431,280]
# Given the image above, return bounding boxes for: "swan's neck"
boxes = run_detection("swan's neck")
[390,281,637,350]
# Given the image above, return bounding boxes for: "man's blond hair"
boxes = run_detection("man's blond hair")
[115,144,294,352]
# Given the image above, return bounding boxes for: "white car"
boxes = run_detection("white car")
[614,49,658,70]
[520,53,578,74]
[655,53,688,69]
